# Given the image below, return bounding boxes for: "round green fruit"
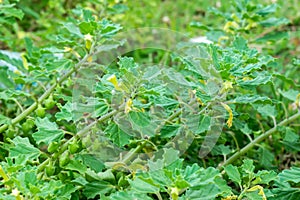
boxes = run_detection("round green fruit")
[44,95,56,109]
[22,118,35,133]
[59,151,70,167]
[48,141,59,153]
[6,126,15,139]
[35,104,45,118]
[45,165,56,176]
[68,142,80,154]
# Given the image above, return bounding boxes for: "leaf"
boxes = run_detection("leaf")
[233,95,271,104]
[269,188,300,200]
[189,21,211,31]
[129,177,160,193]
[256,32,289,42]
[237,72,272,88]
[283,128,299,143]
[79,21,98,34]
[105,123,131,147]
[257,104,277,118]
[185,184,221,200]
[279,89,299,101]
[9,136,40,163]
[224,165,241,185]
[65,159,87,174]
[160,125,181,138]
[197,115,211,134]
[230,63,263,76]
[33,118,64,145]
[259,147,274,168]
[260,17,289,27]
[256,4,277,16]
[83,181,114,198]
[254,170,277,184]
[55,101,74,122]
[241,159,255,176]
[0,6,24,20]
[278,167,300,184]
[129,111,151,127]
[233,37,248,51]
[80,154,105,173]
[63,22,83,37]
[109,191,153,200]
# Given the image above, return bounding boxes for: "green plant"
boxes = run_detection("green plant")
[0,0,299,199]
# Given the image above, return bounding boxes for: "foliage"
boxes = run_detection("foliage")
[0,0,300,199]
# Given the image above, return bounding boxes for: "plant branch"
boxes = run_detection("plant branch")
[220,112,300,168]
[0,45,95,134]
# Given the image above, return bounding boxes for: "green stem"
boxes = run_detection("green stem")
[220,112,300,168]
[38,109,118,171]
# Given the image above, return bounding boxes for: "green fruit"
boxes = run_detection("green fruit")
[48,141,59,153]
[59,151,70,167]
[6,126,15,139]
[44,95,56,109]
[68,142,80,154]
[45,165,55,176]
[58,173,68,181]
[22,118,35,133]
[35,104,45,118]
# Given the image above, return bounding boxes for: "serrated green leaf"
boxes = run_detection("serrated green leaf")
[129,111,151,127]
[83,181,114,198]
[283,128,299,143]
[160,125,181,138]
[269,188,300,200]
[259,147,274,168]
[256,32,289,42]
[80,154,105,173]
[55,101,74,122]
[279,89,299,101]
[185,184,221,200]
[256,4,277,16]
[254,170,277,184]
[237,73,272,88]
[8,136,40,163]
[257,104,277,118]
[233,95,271,104]
[129,177,160,193]
[63,22,83,37]
[233,37,248,51]
[278,167,300,184]
[33,118,64,145]
[224,165,241,185]
[109,191,153,200]
[65,159,87,174]
[105,123,131,147]
[0,6,24,20]
[260,17,289,27]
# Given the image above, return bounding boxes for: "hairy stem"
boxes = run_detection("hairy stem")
[220,112,300,168]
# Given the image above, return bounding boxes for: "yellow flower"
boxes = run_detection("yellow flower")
[220,80,233,93]
[224,21,240,34]
[21,53,28,70]
[247,185,267,200]
[64,47,72,52]
[84,34,93,50]
[0,165,9,181]
[221,102,233,128]
[125,98,133,114]
[107,74,121,91]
